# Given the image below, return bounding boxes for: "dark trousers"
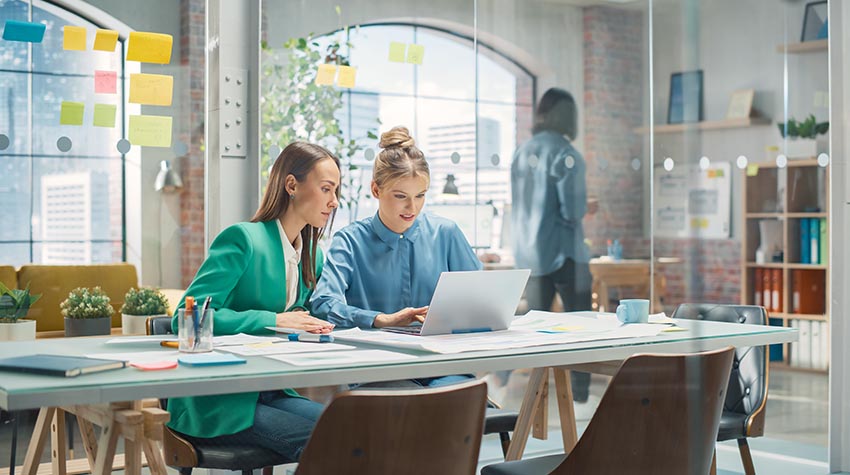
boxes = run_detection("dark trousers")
[525,258,592,402]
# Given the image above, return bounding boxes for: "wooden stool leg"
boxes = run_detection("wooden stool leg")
[505,367,549,461]
[22,408,55,475]
[50,409,67,475]
[738,438,756,475]
[553,368,578,453]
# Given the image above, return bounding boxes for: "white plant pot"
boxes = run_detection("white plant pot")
[122,313,165,335]
[0,319,37,341]
[784,138,818,159]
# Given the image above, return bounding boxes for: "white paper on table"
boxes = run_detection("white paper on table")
[648,313,675,324]
[105,336,175,344]
[265,349,416,367]
[212,334,284,346]
[217,341,355,356]
[512,310,622,333]
[85,350,180,364]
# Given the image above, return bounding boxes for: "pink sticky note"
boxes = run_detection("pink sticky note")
[94,70,117,94]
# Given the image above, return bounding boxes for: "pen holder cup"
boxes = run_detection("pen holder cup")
[178,308,214,353]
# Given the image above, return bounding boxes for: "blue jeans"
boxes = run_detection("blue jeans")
[181,391,323,462]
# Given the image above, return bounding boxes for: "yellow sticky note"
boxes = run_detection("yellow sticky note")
[93,104,116,128]
[129,73,173,106]
[63,26,86,51]
[406,43,425,65]
[337,65,356,88]
[93,29,119,52]
[746,164,759,176]
[129,114,172,148]
[690,217,708,229]
[551,326,585,332]
[315,63,336,86]
[126,31,173,64]
[247,342,275,349]
[59,101,84,125]
[388,41,406,62]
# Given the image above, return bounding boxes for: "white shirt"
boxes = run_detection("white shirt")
[276,220,302,310]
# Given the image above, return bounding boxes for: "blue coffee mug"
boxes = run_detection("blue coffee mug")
[616,299,650,324]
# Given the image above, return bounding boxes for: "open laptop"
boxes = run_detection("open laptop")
[382,269,531,336]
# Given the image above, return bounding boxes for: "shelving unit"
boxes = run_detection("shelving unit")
[633,117,771,134]
[775,39,828,54]
[741,159,829,372]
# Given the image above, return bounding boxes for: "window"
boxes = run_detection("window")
[0,0,126,266]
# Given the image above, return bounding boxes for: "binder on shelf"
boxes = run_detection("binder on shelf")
[809,218,819,264]
[795,269,826,315]
[768,318,784,361]
[810,321,823,370]
[771,269,782,313]
[790,320,800,366]
[798,319,811,369]
[762,268,772,312]
[819,218,827,265]
[754,268,763,307]
[820,320,829,370]
[800,218,810,264]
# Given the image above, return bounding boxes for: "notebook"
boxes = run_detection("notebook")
[0,354,128,378]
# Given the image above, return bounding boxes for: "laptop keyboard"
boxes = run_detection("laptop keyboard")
[381,326,423,336]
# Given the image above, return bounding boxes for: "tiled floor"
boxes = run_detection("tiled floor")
[0,367,831,474]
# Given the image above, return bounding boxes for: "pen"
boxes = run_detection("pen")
[195,296,212,350]
[287,333,334,343]
[160,341,179,348]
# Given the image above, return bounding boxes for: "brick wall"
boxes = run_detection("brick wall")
[179,0,206,288]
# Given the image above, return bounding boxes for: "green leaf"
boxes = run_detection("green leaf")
[367,131,377,139]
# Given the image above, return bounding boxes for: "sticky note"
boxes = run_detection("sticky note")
[129,73,173,106]
[63,26,86,50]
[94,70,117,94]
[690,218,708,229]
[93,29,119,52]
[315,63,336,86]
[59,101,84,126]
[126,31,173,64]
[406,43,425,65]
[3,20,46,43]
[662,326,688,333]
[337,65,356,88]
[388,42,406,62]
[129,114,172,147]
[93,104,116,128]
[746,164,759,176]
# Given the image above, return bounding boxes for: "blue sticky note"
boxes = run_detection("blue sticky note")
[2,20,46,43]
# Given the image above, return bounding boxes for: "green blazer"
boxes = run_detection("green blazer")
[166,220,323,438]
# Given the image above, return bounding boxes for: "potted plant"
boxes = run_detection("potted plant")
[121,287,169,335]
[777,115,829,158]
[0,282,42,341]
[61,287,114,337]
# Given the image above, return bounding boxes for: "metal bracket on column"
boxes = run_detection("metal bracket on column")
[219,67,248,159]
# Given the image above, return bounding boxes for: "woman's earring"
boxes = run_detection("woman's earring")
[290,193,295,200]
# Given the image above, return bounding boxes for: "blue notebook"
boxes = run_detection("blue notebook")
[0,354,127,377]
[178,352,246,366]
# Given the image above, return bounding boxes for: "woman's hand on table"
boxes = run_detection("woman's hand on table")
[275,311,335,334]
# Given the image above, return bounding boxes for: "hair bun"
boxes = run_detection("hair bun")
[379,126,415,149]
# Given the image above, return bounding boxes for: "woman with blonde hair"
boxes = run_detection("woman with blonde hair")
[311,126,481,387]
[166,141,338,461]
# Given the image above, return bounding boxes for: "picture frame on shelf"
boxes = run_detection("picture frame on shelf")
[801,1,827,42]
[668,70,703,124]
[726,89,755,120]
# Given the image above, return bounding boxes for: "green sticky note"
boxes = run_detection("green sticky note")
[406,43,425,65]
[129,114,172,147]
[93,104,116,128]
[60,101,84,126]
[388,42,406,62]
[746,164,759,176]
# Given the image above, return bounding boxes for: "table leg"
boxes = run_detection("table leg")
[505,367,548,461]
[22,407,55,475]
[142,440,168,475]
[598,283,610,312]
[553,368,578,453]
[77,419,98,471]
[50,409,67,475]
[8,412,17,475]
[92,420,119,475]
[532,377,549,440]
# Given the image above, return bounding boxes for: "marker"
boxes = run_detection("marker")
[287,333,334,343]
[160,340,179,348]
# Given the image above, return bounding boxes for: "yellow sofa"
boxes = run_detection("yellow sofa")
[6,264,138,337]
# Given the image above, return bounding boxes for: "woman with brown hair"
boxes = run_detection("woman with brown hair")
[311,126,481,387]
[166,141,338,461]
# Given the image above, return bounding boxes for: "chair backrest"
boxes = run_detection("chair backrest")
[146,315,174,335]
[554,347,734,475]
[295,378,488,475]
[673,303,768,435]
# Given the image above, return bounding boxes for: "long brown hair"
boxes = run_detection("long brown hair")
[251,142,340,289]
[373,126,430,188]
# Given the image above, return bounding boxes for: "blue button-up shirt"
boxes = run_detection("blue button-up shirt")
[311,212,482,328]
[511,130,590,277]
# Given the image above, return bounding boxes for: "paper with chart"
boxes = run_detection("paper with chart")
[218,341,355,356]
[332,312,670,354]
[266,349,416,367]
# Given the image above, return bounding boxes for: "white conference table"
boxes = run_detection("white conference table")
[0,318,796,473]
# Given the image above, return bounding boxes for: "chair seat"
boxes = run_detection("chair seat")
[484,408,519,434]
[481,454,566,475]
[717,411,748,441]
[192,440,289,470]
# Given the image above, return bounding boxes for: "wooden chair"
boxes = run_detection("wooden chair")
[673,304,770,475]
[481,347,735,475]
[295,378,488,475]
